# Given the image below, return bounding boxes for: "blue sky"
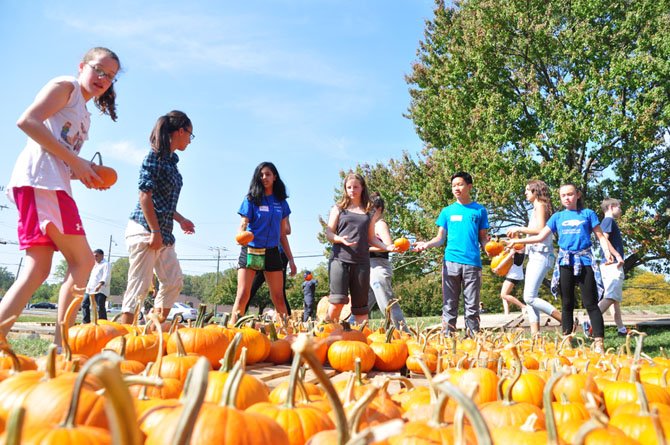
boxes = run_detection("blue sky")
[0,0,435,282]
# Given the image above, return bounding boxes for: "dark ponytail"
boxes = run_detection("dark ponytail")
[149,110,192,159]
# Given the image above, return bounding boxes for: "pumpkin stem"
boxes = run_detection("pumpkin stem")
[633,331,647,363]
[635,381,651,416]
[435,381,493,445]
[3,406,25,445]
[219,332,242,372]
[89,355,143,445]
[453,382,478,445]
[283,352,302,409]
[414,356,438,402]
[543,370,566,445]
[650,406,668,445]
[168,357,211,445]
[292,334,350,445]
[347,383,381,435]
[221,348,247,407]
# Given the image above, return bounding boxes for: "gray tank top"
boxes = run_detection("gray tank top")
[331,209,372,264]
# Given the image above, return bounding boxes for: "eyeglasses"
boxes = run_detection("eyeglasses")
[185,129,195,141]
[87,63,117,83]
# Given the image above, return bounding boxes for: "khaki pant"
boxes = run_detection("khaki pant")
[121,238,183,313]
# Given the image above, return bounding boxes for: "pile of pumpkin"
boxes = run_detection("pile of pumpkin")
[0,296,668,444]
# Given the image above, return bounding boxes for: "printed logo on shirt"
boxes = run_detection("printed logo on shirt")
[561,219,584,235]
[561,220,585,227]
[450,215,463,222]
[259,206,270,212]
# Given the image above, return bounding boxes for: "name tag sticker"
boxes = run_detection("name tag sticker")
[259,206,269,212]
[451,215,463,222]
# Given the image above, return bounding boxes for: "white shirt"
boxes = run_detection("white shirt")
[7,76,90,200]
[86,259,111,296]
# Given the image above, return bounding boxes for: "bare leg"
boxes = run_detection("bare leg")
[231,268,256,324]
[0,247,54,338]
[353,313,368,324]
[500,281,525,312]
[502,298,510,315]
[264,270,288,317]
[530,322,540,335]
[327,303,344,322]
[551,309,562,322]
[47,225,95,347]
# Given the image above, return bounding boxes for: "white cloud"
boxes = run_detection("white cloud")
[92,140,146,165]
[50,7,358,88]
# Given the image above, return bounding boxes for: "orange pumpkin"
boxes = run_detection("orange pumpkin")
[90,151,117,188]
[235,230,254,246]
[485,237,504,256]
[92,164,118,188]
[327,340,376,372]
[490,249,514,277]
[369,328,409,372]
[247,353,334,444]
[393,237,411,252]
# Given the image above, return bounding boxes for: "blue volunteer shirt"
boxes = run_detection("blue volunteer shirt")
[238,194,290,248]
[547,208,600,265]
[129,151,182,245]
[436,201,489,267]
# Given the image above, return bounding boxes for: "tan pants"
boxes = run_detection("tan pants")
[121,237,183,313]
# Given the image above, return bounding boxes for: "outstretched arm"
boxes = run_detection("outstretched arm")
[414,226,447,252]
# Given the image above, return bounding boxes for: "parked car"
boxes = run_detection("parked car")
[167,302,197,321]
[29,301,57,310]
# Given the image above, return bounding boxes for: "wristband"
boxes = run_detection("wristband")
[150,230,159,233]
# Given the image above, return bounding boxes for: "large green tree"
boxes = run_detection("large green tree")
[401,0,669,273]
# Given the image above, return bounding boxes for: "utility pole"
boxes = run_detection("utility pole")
[209,246,228,317]
[107,235,117,295]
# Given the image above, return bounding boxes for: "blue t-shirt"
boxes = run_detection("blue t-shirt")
[436,201,489,267]
[547,208,600,264]
[238,194,290,248]
[600,216,624,257]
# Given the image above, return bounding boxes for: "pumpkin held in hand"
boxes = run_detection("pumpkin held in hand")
[491,249,514,277]
[236,231,254,246]
[90,152,117,188]
[485,237,504,256]
[394,237,411,252]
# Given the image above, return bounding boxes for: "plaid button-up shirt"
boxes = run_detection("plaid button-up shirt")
[129,151,182,245]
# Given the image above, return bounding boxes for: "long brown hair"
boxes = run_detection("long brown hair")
[82,47,120,121]
[336,173,372,212]
[527,179,554,216]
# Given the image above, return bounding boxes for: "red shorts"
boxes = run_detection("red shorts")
[12,186,85,250]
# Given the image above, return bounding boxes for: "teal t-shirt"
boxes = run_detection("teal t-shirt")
[436,201,489,267]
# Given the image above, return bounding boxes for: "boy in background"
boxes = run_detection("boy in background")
[597,198,627,336]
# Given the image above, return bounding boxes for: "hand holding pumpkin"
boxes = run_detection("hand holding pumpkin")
[393,237,411,252]
[235,230,254,246]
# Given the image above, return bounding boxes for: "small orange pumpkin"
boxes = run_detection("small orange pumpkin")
[485,237,504,256]
[393,237,411,252]
[90,152,117,188]
[235,231,254,246]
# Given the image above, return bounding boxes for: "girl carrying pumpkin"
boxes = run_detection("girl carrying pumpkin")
[1,47,121,348]
[231,162,296,324]
[508,183,623,353]
[506,180,562,334]
[325,173,397,324]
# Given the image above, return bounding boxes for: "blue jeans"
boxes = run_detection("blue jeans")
[523,249,558,323]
